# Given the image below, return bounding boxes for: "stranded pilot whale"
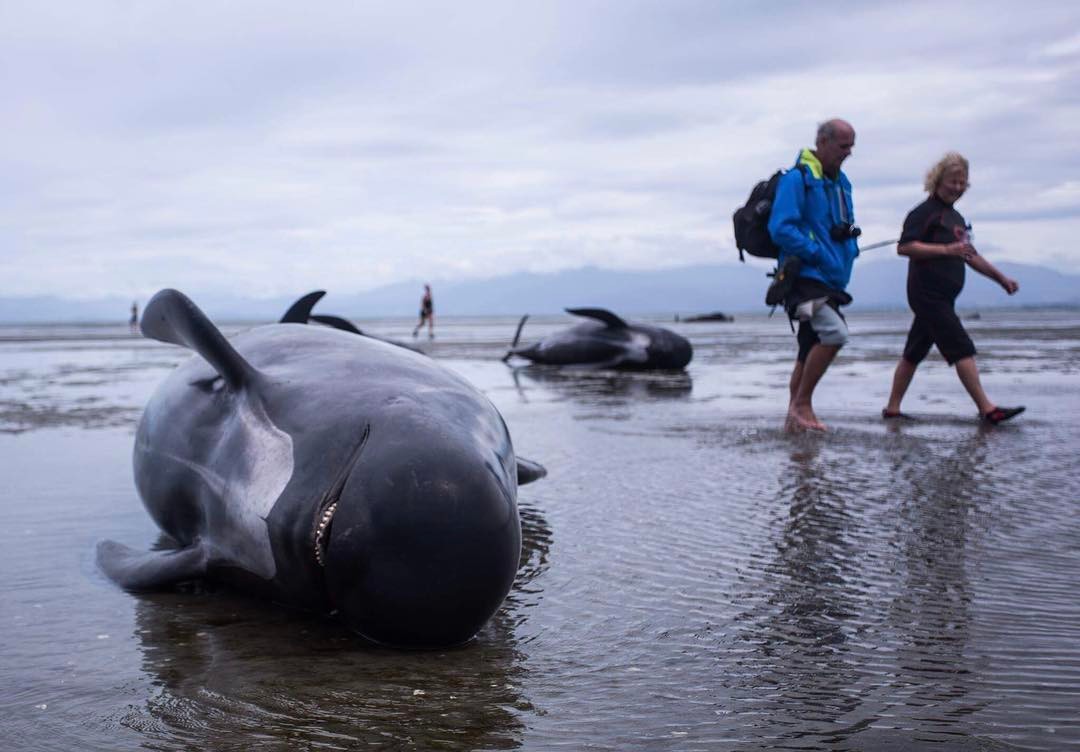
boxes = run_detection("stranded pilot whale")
[503,308,692,370]
[97,289,546,648]
[280,290,424,353]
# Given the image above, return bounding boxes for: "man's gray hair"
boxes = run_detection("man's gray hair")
[817,120,840,142]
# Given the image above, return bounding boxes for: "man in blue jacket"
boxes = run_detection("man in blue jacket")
[768,118,859,431]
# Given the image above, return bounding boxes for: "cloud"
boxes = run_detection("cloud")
[1039,32,1080,59]
[2,0,1079,300]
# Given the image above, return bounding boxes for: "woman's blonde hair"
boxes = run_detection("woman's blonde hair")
[924,152,970,193]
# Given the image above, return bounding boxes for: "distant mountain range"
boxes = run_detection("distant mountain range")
[1,259,1077,323]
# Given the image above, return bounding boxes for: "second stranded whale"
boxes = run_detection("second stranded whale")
[97,289,546,648]
[503,308,693,370]
[280,290,424,353]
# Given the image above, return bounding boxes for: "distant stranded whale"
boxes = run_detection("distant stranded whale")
[503,308,693,370]
[97,289,546,648]
[280,290,423,353]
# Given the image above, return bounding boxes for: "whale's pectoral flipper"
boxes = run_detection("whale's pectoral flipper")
[516,457,547,485]
[141,289,256,390]
[310,314,364,335]
[96,539,210,591]
[280,290,327,324]
[510,314,530,348]
[565,308,628,328]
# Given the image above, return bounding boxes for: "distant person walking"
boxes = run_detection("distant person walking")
[882,152,1023,425]
[129,301,139,333]
[413,284,434,338]
[768,118,860,432]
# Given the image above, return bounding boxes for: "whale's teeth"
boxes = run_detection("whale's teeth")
[314,502,338,567]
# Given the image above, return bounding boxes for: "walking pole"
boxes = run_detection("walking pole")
[859,239,897,252]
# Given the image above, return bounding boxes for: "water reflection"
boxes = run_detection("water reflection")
[729,430,988,747]
[117,501,552,749]
[509,365,692,405]
[884,431,985,734]
[734,439,863,744]
[506,501,553,606]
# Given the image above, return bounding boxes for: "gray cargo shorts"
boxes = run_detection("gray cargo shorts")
[795,298,849,361]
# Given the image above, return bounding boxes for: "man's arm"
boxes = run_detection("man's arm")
[768,170,821,265]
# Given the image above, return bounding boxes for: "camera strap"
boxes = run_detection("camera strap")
[831,181,852,226]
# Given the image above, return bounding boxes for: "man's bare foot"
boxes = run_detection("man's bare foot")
[787,405,826,432]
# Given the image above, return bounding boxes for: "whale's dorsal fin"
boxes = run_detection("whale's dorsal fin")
[96,539,210,591]
[565,308,628,328]
[310,313,363,335]
[141,288,256,390]
[280,290,327,324]
[516,457,547,485]
[281,292,364,335]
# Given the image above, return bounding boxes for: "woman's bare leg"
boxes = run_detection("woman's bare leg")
[884,357,918,414]
[955,356,994,414]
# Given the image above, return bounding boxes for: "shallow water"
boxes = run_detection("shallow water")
[2,310,1079,750]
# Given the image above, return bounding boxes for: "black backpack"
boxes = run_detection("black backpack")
[732,165,807,262]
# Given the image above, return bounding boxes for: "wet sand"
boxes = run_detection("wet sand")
[2,310,1078,750]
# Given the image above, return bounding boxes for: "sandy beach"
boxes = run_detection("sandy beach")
[2,309,1078,750]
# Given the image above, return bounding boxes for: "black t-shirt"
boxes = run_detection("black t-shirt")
[900,195,967,298]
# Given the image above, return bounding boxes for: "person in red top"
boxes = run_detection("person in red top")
[882,152,1024,425]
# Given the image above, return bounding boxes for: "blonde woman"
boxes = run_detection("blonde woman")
[882,152,1023,425]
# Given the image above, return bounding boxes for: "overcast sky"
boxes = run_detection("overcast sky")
[4,1,1079,300]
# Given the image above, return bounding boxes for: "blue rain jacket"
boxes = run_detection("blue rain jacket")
[767,148,859,292]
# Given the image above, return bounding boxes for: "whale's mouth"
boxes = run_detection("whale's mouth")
[314,501,338,567]
[311,424,370,568]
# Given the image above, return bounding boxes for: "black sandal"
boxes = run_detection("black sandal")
[982,406,1025,425]
[881,409,915,420]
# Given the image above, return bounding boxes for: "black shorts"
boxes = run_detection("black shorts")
[902,294,976,366]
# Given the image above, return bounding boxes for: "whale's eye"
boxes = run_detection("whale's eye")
[192,375,225,393]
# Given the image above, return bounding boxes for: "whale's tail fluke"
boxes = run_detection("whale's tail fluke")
[141,289,257,390]
[502,314,530,362]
